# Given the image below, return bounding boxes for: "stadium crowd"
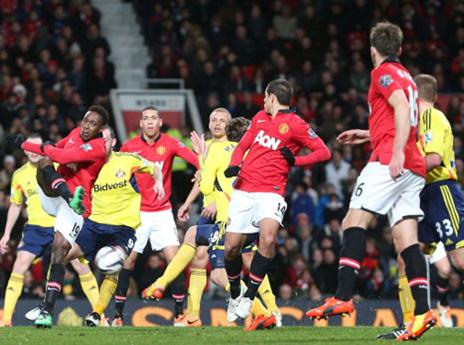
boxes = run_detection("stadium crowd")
[1,0,464,305]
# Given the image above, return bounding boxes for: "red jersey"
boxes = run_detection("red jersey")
[229,109,331,195]
[368,59,426,177]
[121,134,198,212]
[21,127,106,217]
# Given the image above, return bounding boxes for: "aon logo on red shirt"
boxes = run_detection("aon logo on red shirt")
[254,130,281,150]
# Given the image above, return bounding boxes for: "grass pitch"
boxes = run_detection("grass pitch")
[1,326,463,345]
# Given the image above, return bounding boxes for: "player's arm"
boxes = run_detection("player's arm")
[337,129,370,145]
[286,121,331,166]
[174,139,200,169]
[421,110,445,172]
[131,156,165,200]
[178,182,200,222]
[388,89,411,179]
[21,140,106,164]
[198,147,219,197]
[0,179,23,254]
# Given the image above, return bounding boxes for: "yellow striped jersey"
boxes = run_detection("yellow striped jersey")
[202,139,215,207]
[418,107,457,184]
[10,162,55,227]
[199,140,237,223]
[89,152,155,229]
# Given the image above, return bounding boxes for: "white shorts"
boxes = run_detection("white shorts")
[428,241,447,264]
[38,187,83,244]
[349,162,425,227]
[227,190,287,234]
[133,209,180,253]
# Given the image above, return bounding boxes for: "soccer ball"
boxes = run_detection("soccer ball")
[95,246,125,274]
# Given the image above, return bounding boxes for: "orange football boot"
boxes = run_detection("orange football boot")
[306,297,354,319]
[245,314,277,331]
[397,310,437,341]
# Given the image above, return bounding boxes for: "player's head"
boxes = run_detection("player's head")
[24,133,43,164]
[226,117,250,142]
[414,74,437,104]
[102,125,116,158]
[80,105,109,141]
[140,106,162,139]
[369,22,403,66]
[208,108,231,139]
[264,79,293,114]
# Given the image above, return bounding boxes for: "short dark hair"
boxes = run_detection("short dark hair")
[88,105,109,125]
[414,74,437,103]
[142,106,158,112]
[370,22,403,57]
[226,117,250,142]
[265,79,293,106]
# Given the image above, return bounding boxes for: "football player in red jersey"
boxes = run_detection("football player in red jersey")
[223,79,331,321]
[112,106,199,326]
[306,22,436,341]
[20,105,109,327]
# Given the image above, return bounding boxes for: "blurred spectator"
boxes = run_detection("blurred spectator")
[0,155,16,191]
[325,150,351,198]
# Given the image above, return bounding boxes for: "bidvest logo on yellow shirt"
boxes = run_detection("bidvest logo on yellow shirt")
[26,189,38,197]
[93,180,128,192]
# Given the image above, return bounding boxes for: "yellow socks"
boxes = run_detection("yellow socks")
[94,275,118,315]
[257,275,279,313]
[399,275,415,325]
[79,272,100,310]
[187,268,207,318]
[3,273,24,323]
[251,297,271,318]
[156,244,196,288]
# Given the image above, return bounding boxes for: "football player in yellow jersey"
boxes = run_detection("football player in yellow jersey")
[177,108,233,225]
[0,135,100,327]
[32,127,164,327]
[380,74,464,338]
[143,117,281,329]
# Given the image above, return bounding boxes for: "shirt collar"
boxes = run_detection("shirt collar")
[381,56,401,65]
[141,133,161,144]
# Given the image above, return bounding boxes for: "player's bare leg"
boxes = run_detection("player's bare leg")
[448,247,464,270]
[2,250,36,326]
[306,208,374,320]
[434,250,456,327]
